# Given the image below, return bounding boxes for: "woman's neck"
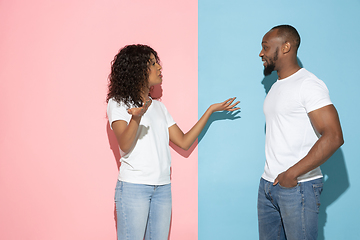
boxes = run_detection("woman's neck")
[141,88,150,102]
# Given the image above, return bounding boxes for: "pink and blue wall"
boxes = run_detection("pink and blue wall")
[1,0,359,239]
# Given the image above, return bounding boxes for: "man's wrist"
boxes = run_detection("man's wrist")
[286,167,299,180]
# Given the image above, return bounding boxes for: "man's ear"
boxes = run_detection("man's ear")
[282,42,291,54]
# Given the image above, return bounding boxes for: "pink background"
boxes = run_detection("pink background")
[0,1,198,239]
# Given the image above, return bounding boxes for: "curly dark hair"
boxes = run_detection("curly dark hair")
[106,44,160,108]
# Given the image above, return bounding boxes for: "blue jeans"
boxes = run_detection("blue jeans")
[257,177,323,240]
[115,180,172,240]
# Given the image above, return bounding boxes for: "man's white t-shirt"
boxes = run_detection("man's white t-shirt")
[262,68,332,182]
[107,98,176,185]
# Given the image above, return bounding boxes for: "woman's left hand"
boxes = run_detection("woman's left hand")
[210,97,240,113]
[169,97,240,151]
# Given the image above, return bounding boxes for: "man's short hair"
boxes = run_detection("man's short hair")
[272,25,301,50]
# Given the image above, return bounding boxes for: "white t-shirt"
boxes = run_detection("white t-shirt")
[262,68,332,182]
[107,98,176,185]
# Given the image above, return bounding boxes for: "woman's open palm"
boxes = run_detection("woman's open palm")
[210,97,240,113]
[127,99,152,117]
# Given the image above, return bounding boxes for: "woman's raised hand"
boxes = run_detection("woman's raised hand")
[127,99,152,117]
[210,97,240,113]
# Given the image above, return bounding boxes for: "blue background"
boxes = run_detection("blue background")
[198,0,360,239]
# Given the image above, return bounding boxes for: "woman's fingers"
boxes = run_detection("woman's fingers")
[227,101,241,111]
[127,99,152,116]
[222,98,240,111]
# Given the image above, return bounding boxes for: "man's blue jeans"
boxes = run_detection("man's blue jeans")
[115,180,172,240]
[258,177,323,240]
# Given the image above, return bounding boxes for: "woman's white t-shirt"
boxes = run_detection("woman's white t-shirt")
[107,98,176,185]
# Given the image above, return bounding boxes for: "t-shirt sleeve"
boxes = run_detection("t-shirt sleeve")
[300,78,332,113]
[107,99,131,130]
[159,102,176,128]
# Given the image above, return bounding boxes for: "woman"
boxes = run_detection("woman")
[106,44,239,240]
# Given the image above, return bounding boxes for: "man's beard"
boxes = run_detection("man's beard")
[263,62,275,76]
[263,47,278,76]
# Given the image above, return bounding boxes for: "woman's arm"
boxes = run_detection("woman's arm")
[169,97,240,150]
[112,100,151,153]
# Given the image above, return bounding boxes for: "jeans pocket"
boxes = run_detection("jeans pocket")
[278,182,300,190]
[114,180,123,202]
[312,182,323,213]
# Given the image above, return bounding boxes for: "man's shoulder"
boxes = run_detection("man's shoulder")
[298,68,320,81]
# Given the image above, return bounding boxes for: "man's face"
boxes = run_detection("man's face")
[259,30,282,76]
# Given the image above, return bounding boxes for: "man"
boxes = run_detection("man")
[258,25,344,240]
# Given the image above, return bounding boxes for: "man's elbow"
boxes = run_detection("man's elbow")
[338,136,344,148]
[334,133,344,149]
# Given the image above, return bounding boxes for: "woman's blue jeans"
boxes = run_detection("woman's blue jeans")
[115,180,172,240]
[257,177,323,240]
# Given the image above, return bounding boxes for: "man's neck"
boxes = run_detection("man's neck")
[277,65,301,80]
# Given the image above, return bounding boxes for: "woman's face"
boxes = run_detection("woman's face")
[148,53,162,87]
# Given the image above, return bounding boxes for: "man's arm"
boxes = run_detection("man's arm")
[274,104,344,187]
